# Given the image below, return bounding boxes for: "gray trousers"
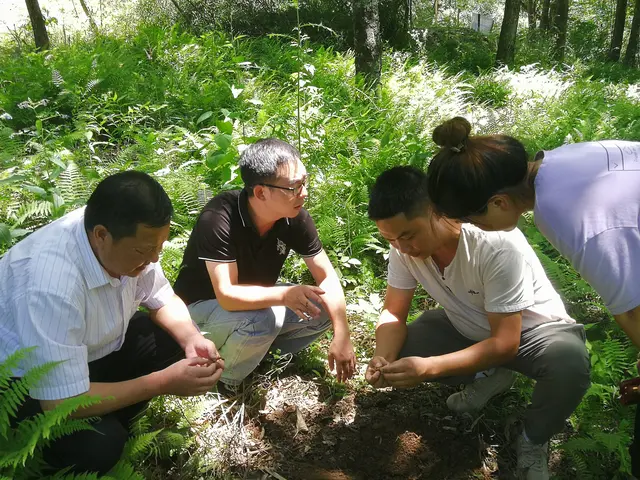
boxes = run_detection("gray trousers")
[399,309,591,444]
[188,298,332,386]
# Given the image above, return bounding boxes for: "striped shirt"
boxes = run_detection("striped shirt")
[0,208,174,400]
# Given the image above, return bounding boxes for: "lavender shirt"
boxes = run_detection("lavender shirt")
[534,140,640,315]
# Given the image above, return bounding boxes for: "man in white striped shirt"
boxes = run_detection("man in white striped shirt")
[0,171,223,474]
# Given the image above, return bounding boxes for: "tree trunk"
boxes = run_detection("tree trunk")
[24,0,50,50]
[495,0,521,66]
[434,0,439,23]
[609,0,628,61]
[379,0,410,48]
[624,0,640,66]
[78,0,99,32]
[553,0,569,61]
[540,0,551,30]
[354,0,382,89]
[527,0,537,31]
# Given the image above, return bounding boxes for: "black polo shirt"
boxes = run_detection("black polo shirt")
[173,189,323,305]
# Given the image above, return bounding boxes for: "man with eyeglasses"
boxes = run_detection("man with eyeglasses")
[174,138,356,389]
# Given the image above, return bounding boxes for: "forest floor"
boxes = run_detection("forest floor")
[150,330,577,480]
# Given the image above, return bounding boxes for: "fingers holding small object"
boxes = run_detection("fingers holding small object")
[304,299,321,318]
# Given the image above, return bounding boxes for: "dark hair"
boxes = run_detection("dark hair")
[368,166,431,220]
[238,138,301,196]
[427,117,529,219]
[84,170,173,241]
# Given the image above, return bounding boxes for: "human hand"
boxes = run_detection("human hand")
[160,357,223,396]
[328,333,356,382]
[283,285,326,319]
[184,334,225,370]
[379,356,431,389]
[365,356,390,388]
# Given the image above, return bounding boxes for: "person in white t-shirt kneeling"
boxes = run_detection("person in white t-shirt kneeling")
[364,166,590,480]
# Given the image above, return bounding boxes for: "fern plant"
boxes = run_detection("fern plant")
[0,348,163,480]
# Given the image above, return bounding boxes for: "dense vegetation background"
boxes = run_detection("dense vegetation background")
[1,0,639,478]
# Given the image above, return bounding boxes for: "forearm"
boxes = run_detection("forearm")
[40,372,166,418]
[429,337,517,378]
[374,312,408,363]
[217,285,291,311]
[614,305,640,348]
[151,295,202,348]
[318,275,349,336]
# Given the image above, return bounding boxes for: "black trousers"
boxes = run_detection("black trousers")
[11,312,184,475]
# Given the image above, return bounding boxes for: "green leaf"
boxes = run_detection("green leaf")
[216,120,233,135]
[35,119,43,136]
[214,133,232,151]
[10,228,29,239]
[0,174,26,185]
[0,224,11,246]
[205,150,227,170]
[49,153,67,169]
[380,130,391,147]
[196,111,213,125]
[22,184,47,197]
[231,84,244,98]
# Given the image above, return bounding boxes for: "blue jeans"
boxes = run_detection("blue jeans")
[188,297,331,386]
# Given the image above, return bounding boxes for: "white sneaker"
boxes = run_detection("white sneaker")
[516,433,549,480]
[446,368,516,413]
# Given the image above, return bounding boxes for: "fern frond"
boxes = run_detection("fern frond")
[85,79,101,95]
[155,431,186,459]
[12,200,53,228]
[103,460,144,480]
[52,70,65,87]
[122,430,161,459]
[0,347,36,387]
[57,162,88,206]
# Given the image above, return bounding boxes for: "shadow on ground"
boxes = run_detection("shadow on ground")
[249,378,532,480]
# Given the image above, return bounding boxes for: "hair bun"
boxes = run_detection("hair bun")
[432,117,472,148]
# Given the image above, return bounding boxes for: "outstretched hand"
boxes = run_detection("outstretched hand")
[328,333,356,382]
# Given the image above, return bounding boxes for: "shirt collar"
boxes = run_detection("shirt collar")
[238,188,290,231]
[75,208,117,289]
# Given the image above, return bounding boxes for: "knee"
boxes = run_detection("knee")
[310,309,331,332]
[542,337,591,389]
[46,416,128,474]
[241,307,284,338]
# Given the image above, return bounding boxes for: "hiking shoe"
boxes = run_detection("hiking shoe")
[516,432,549,480]
[446,368,516,413]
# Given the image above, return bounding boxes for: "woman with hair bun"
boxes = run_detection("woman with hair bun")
[426,116,640,477]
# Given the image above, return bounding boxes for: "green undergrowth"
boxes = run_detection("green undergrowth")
[0,22,639,478]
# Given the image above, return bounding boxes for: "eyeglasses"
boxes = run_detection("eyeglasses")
[457,200,490,224]
[261,178,309,197]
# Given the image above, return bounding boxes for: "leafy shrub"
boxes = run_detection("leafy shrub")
[470,74,512,106]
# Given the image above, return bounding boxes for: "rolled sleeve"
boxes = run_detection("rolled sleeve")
[15,290,89,400]
[387,247,418,290]
[482,249,535,314]
[138,262,175,310]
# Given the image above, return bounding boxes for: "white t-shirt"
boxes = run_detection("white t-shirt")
[0,208,175,400]
[387,224,575,341]
[534,140,640,315]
